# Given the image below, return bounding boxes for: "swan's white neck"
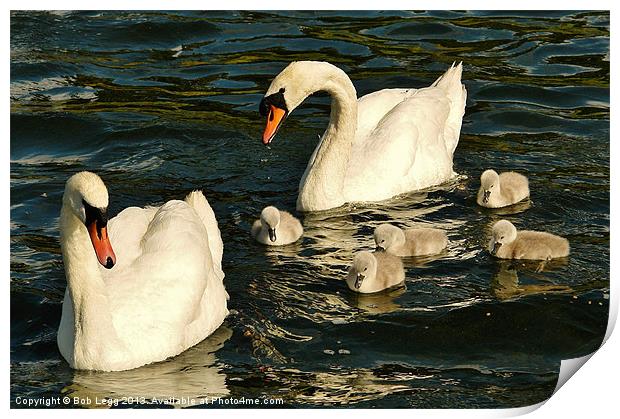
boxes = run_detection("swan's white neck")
[296,66,357,211]
[59,204,121,367]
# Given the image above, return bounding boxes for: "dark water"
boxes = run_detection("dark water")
[10,10,609,408]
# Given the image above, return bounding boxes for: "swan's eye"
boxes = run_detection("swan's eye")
[500,236,505,240]
[364,267,368,271]
[381,240,385,243]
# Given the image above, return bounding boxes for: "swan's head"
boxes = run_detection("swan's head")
[259,61,344,145]
[373,224,405,252]
[260,206,281,242]
[489,220,518,256]
[349,251,377,289]
[480,169,500,203]
[63,171,116,269]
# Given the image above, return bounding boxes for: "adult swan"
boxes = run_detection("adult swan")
[57,171,229,371]
[259,61,467,212]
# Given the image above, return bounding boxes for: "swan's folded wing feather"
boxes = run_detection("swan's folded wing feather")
[185,191,224,281]
[355,88,416,145]
[429,62,467,156]
[107,206,158,272]
[108,201,212,334]
[346,90,451,199]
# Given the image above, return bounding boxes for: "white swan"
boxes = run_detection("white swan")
[259,61,467,212]
[346,251,405,294]
[251,206,303,246]
[477,169,530,208]
[488,220,570,260]
[374,223,448,257]
[57,172,229,371]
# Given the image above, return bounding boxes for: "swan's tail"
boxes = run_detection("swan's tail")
[185,190,224,281]
[431,62,467,157]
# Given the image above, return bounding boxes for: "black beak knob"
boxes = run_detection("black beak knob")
[483,190,490,203]
[355,273,365,289]
[268,228,277,242]
[492,242,502,256]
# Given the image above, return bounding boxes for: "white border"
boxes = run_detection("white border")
[4,1,615,418]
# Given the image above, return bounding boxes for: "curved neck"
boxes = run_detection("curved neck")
[60,204,120,364]
[395,229,407,248]
[369,260,378,282]
[297,66,357,211]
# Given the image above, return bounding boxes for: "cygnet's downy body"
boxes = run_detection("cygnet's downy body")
[477,169,529,208]
[374,224,448,257]
[346,251,405,294]
[488,220,570,260]
[252,206,303,246]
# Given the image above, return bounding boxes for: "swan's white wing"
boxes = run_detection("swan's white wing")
[106,206,158,272]
[355,64,465,157]
[428,62,467,156]
[106,201,217,353]
[355,88,416,145]
[185,190,224,281]
[344,89,452,201]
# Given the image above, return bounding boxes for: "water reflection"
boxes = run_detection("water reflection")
[476,199,533,217]
[490,260,572,301]
[264,367,415,406]
[62,326,232,408]
[343,284,406,315]
[248,268,357,325]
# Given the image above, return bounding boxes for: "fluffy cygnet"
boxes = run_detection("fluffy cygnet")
[477,169,530,208]
[346,251,405,294]
[374,223,448,257]
[488,220,570,260]
[252,206,303,246]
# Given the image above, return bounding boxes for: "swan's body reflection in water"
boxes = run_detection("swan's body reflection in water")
[62,326,232,408]
[491,260,572,301]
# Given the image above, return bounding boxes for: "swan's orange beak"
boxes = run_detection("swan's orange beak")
[262,104,287,145]
[88,220,116,269]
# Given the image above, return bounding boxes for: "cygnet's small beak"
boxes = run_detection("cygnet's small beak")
[354,273,365,289]
[483,190,490,203]
[268,228,277,242]
[491,241,502,256]
[376,245,385,252]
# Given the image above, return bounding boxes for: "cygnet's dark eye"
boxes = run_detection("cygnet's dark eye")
[381,240,385,243]
[364,267,368,271]
[500,236,505,240]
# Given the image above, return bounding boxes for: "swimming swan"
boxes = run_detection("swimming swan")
[346,251,405,293]
[259,61,467,212]
[488,220,570,260]
[374,223,448,257]
[477,169,529,208]
[251,206,303,246]
[57,172,229,371]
